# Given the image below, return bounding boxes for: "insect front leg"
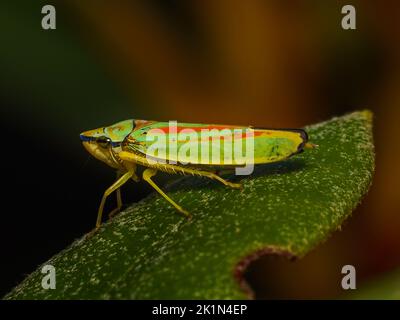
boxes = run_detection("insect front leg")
[96,170,134,230]
[108,164,140,220]
[124,162,140,182]
[142,168,192,219]
[108,172,124,219]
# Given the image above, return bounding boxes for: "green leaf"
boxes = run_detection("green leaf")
[5,110,374,299]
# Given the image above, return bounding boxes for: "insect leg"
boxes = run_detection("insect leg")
[109,164,140,219]
[116,188,123,209]
[129,164,140,182]
[142,168,192,219]
[118,150,241,189]
[108,172,124,219]
[175,167,242,189]
[96,170,133,229]
[201,171,241,189]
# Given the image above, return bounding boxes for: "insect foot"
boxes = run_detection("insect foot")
[85,227,101,240]
[227,182,243,189]
[176,206,192,220]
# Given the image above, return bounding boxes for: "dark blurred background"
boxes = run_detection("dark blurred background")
[0,0,399,298]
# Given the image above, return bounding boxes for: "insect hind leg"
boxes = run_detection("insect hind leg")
[201,171,242,189]
[177,166,242,189]
[118,150,242,189]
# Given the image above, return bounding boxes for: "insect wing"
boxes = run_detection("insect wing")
[124,122,307,166]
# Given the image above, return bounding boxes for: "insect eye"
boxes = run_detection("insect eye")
[97,136,112,148]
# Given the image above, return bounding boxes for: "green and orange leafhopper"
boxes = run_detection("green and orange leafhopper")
[80,119,316,230]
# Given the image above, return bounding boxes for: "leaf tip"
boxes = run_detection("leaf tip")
[359,109,373,122]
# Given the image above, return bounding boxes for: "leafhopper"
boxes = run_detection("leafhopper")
[80,119,316,230]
